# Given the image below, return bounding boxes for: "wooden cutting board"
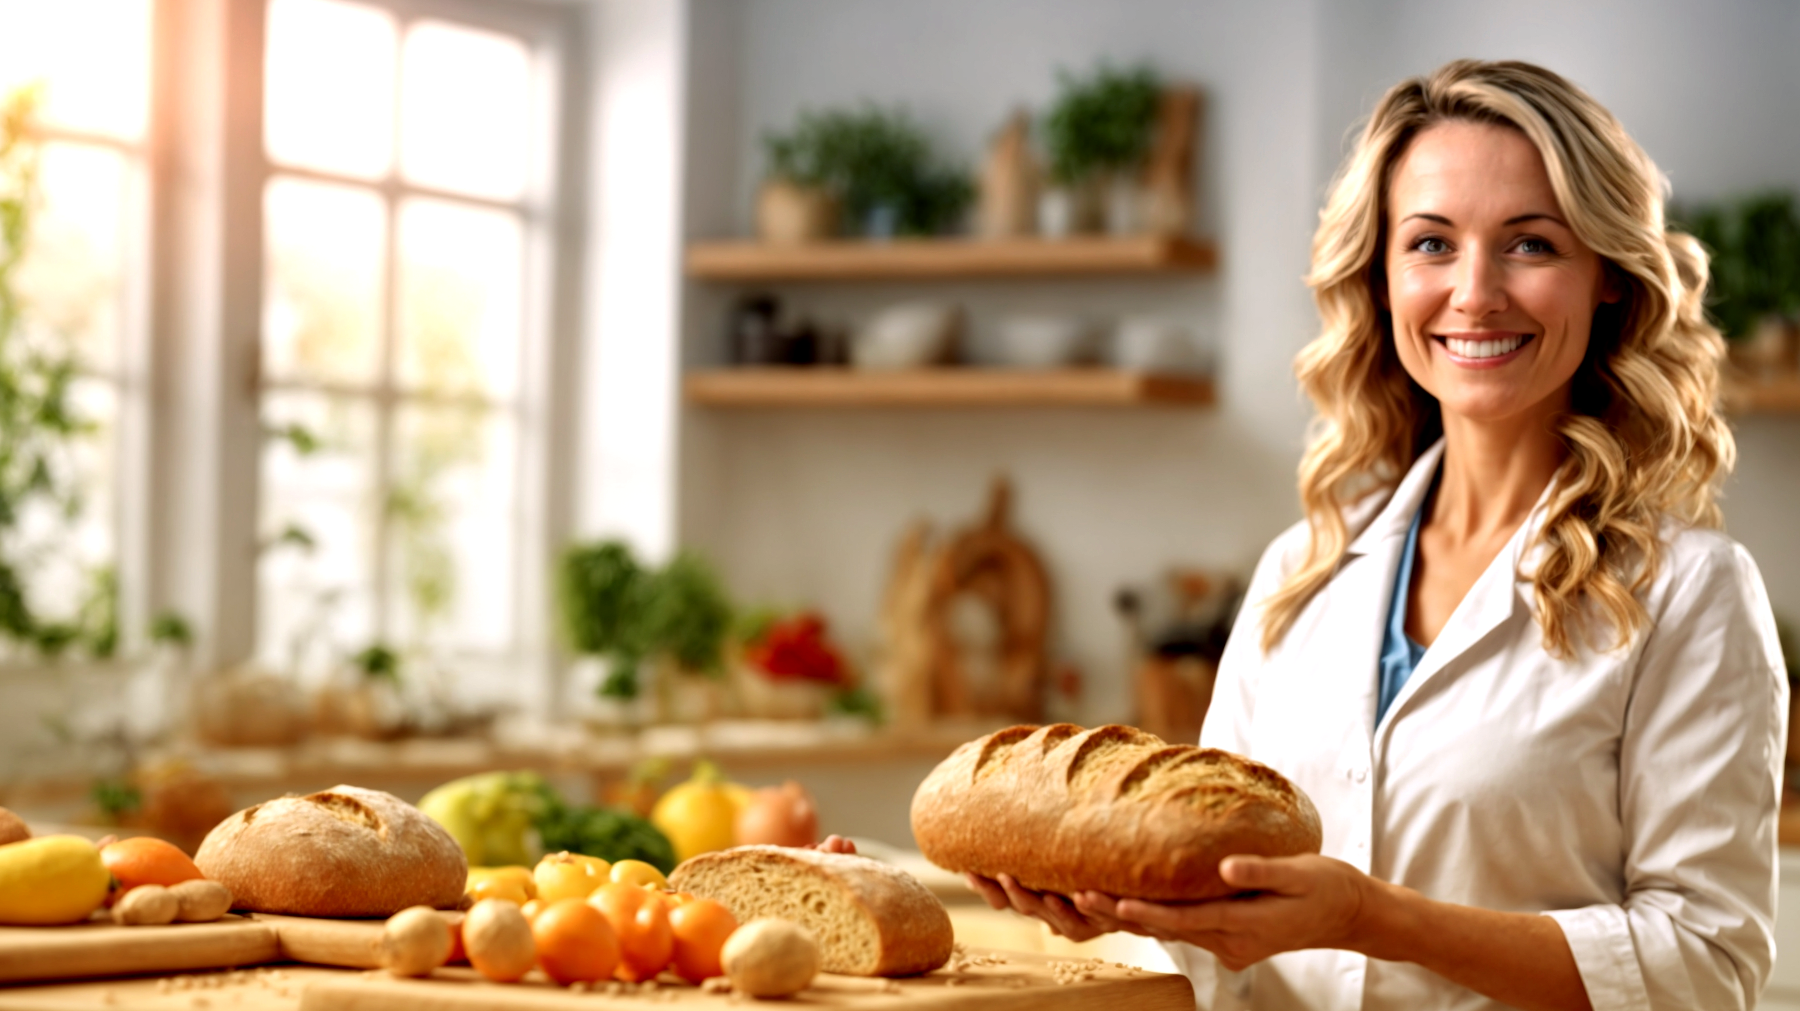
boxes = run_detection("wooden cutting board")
[0,950,1193,1011]
[0,911,462,984]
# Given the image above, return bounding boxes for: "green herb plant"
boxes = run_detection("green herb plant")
[764,105,973,237]
[0,85,115,658]
[353,643,401,681]
[1042,63,1162,186]
[558,540,733,700]
[1674,192,1800,339]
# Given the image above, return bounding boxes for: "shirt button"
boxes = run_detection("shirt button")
[1348,767,1368,783]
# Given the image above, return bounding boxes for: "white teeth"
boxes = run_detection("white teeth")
[1445,334,1526,359]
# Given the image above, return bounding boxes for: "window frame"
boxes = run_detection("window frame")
[149,0,585,706]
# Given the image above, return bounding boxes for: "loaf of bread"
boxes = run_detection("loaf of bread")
[910,724,1321,901]
[195,786,467,917]
[668,845,953,977]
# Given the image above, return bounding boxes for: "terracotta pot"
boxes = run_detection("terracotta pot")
[756,179,837,245]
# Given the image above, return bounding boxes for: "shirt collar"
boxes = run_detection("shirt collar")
[1345,439,1447,559]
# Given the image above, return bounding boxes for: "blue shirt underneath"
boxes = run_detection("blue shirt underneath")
[1376,496,1429,726]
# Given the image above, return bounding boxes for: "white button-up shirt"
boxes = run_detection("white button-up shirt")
[1168,441,1788,1010]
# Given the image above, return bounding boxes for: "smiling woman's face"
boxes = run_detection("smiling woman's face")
[1384,120,1616,425]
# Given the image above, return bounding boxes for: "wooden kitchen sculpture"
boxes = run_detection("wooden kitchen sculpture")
[877,477,1051,726]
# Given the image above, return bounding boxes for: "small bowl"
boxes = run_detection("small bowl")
[851,303,962,370]
[996,314,1099,369]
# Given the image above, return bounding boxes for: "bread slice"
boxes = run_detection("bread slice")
[669,846,952,976]
[195,785,467,917]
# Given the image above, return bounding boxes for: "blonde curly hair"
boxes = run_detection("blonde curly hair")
[1261,59,1734,655]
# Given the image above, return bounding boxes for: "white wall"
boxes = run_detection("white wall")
[677,0,1322,724]
[668,0,1800,727]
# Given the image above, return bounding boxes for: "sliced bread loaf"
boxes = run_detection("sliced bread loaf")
[668,846,952,977]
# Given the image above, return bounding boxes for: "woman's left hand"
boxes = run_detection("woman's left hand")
[1074,854,1383,972]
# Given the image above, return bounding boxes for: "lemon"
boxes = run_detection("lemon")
[0,836,110,925]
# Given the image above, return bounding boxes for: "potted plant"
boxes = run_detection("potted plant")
[1040,63,1162,236]
[761,105,973,241]
[558,540,734,725]
[1676,192,1800,375]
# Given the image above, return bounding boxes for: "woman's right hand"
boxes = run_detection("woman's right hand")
[964,872,1153,942]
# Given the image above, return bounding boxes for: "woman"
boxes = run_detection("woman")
[969,60,1787,1011]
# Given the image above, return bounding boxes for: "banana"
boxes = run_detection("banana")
[0,835,111,925]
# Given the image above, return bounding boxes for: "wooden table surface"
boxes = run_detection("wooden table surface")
[0,950,1193,1011]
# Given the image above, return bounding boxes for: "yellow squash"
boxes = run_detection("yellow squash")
[0,835,110,925]
[651,761,747,863]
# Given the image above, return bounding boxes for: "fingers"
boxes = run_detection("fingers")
[1071,892,1163,939]
[1218,854,1304,893]
[815,835,857,855]
[997,874,1101,941]
[1115,896,1236,934]
[965,873,1009,910]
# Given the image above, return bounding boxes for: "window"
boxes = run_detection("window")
[0,0,153,658]
[257,0,553,693]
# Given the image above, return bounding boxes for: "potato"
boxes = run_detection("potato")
[721,918,819,998]
[380,905,452,977]
[112,884,178,926]
[463,898,535,982]
[0,807,28,846]
[169,879,233,922]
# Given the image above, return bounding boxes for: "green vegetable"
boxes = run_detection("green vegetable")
[418,770,558,867]
[641,552,734,677]
[538,803,677,874]
[419,769,677,873]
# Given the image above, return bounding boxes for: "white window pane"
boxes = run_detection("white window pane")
[399,20,530,201]
[264,177,385,386]
[258,392,379,678]
[0,0,151,141]
[265,0,397,180]
[15,143,133,371]
[397,199,522,400]
[388,405,516,653]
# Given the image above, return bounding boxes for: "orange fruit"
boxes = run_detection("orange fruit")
[100,837,203,904]
[668,898,738,983]
[533,899,620,985]
[588,882,673,982]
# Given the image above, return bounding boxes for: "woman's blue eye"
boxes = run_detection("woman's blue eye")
[1517,237,1557,255]
[1412,237,1449,254]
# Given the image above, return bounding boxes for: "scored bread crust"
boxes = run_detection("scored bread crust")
[910,724,1322,902]
[669,846,952,976]
[195,785,467,917]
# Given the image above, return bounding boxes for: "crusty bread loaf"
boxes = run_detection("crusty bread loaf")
[668,846,952,977]
[195,786,466,917]
[910,724,1321,901]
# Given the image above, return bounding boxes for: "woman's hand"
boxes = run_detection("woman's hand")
[814,835,857,855]
[964,872,1158,942]
[1074,854,1378,971]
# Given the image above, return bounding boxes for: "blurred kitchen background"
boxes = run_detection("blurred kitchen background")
[0,0,1797,991]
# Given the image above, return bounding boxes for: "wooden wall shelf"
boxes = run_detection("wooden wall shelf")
[1725,373,1800,414]
[684,368,1216,408]
[685,235,1217,281]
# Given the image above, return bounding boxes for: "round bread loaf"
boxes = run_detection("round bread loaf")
[195,785,467,917]
[910,724,1322,902]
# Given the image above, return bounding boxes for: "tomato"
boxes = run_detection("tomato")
[533,899,620,985]
[534,851,607,903]
[588,882,674,982]
[608,859,668,890]
[668,898,738,983]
